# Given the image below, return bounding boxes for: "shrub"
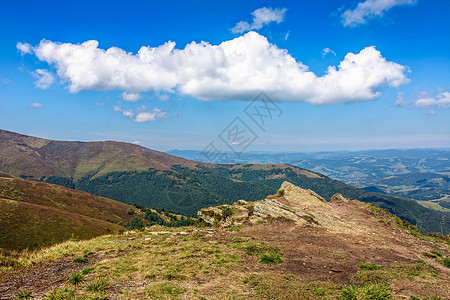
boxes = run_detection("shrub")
[339,285,358,300]
[145,273,157,279]
[443,257,450,268]
[81,266,95,275]
[145,282,186,296]
[225,224,242,232]
[339,284,392,300]
[422,252,438,259]
[259,250,283,265]
[430,250,442,257]
[354,270,391,285]
[67,272,84,285]
[237,242,283,265]
[73,255,88,263]
[45,287,76,300]
[85,276,109,292]
[362,284,392,300]
[126,217,144,230]
[15,290,33,299]
[277,189,285,196]
[357,262,381,270]
[162,272,186,281]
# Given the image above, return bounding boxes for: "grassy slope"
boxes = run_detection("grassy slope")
[0,175,137,224]
[1,197,449,299]
[0,199,124,250]
[0,173,141,250]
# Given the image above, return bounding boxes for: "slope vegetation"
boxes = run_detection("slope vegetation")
[0,173,138,250]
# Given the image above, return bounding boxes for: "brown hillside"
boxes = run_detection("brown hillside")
[0,176,137,224]
[0,174,141,250]
[0,129,206,179]
[0,199,124,250]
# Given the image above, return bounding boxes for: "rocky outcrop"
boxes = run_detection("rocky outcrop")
[280,181,326,204]
[330,193,349,203]
[197,181,323,228]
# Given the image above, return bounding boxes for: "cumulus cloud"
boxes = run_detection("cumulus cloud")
[114,105,166,122]
[20,32,409,104]
[415,92,450,109]
[121,91,141,102]
[135,108,167,122]
[17,42,32,55]
[33,69,54,89]
[322,48,336,57]
[29,102,43,108]
[342,0,417,27]
[231,7,287,34]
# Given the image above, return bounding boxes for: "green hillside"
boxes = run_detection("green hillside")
[41,164,450,234]
[1,129,449,235]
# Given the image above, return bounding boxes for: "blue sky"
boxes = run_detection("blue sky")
[0,0,449,152]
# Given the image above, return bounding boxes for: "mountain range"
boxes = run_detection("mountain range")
[0,129,449,235]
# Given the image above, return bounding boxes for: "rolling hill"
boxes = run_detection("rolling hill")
[0,129,203,180]
[1,129,449,234]
[0,172,139,250]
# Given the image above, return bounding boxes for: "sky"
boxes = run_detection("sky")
[0,0,449,154]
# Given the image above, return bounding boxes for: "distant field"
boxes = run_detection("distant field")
[417,200,450,212]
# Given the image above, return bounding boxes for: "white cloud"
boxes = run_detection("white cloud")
[95,101,106,106]
[21,32,409,104]
[29,102,43,108]
[135,108,167,122]
[121,91,141,102]
[33,69,54,89]
[231,7,287,34]
[114,105,134,118]
[132,141,142,144]
[114,105,166,122]
[342,0,416,27]
[322,48,336,57]
[16,42,32,55]
[157,93,170,101]
[415,92,450,109]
